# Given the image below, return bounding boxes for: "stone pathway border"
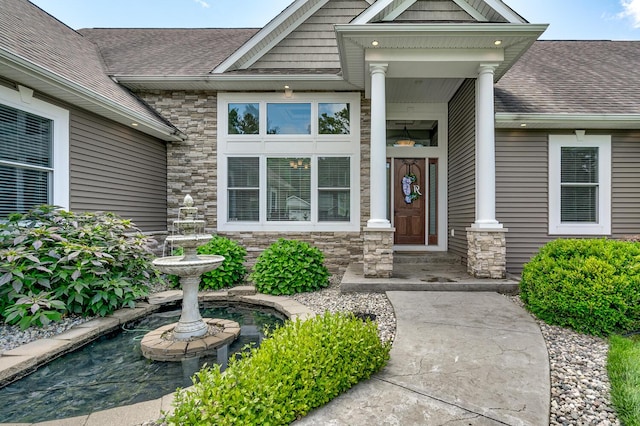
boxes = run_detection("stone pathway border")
[0,286,315,426]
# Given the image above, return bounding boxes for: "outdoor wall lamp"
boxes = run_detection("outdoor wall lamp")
[284,85,293,98]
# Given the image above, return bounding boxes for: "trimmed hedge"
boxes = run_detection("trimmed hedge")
[520,238,640,336]
[167,312,391,425]
[250,239,329,295]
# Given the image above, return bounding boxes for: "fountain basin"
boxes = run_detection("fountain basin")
[140,318,241,361]
[152,254,224,276]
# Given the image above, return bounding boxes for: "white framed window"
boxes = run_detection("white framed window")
[218,93,360,232]
[0,85,69,217]
[549,134,611,235]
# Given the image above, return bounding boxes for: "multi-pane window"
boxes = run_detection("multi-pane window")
[318,157,350,221]
[560,147,598,222]
[267,103,311,135]
[549,135,611,235]
[227,157,259,221]
[228,103,259,135]
[318,103,350,135]
[267,157,311,221]
[0,104,52,216]
[218,94,360,231]
[227,156,350,223]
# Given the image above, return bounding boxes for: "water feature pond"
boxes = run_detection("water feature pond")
[0,303,285,424]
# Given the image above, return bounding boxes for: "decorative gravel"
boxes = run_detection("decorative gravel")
[0,282,621,425]
[0,315,94,353]
[289,274,396,343]
[508,295,620,425]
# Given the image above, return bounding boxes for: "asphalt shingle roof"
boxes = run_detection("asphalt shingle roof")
[79,28,260,76]
[496,40,640,115]
[0,0,173,129]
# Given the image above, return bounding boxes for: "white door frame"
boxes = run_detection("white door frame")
[386,103,448,251]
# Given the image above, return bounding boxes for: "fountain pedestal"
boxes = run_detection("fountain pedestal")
[141,195,239,362]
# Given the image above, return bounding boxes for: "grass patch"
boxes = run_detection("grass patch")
[607,334,640,425]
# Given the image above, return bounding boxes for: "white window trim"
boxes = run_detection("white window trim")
[217,92,360,232]
[0,85,69,211]
[549,134,611,235]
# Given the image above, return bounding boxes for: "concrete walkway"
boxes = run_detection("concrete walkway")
[5,292,550,425]
[297,292,550,425]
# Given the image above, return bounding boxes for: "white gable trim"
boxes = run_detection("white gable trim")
[484,0,525,23]
[381,0,416,21]
[214,0,330,73]
[353,0,522,25]
[452,0,489,22]
[351,0,394,24]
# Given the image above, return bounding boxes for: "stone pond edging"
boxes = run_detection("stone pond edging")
[0,286,315,389]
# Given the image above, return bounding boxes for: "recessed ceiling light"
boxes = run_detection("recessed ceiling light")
[494,40,502,46]
[131,122,139,127]
[371,40,379,46]
[520,123,527,127]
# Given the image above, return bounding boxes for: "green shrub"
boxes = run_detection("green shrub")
[197,236,246,290]
[520,238,640,336]
[167,312,391,425]
[0,205,161,327]
[250,239,329,295]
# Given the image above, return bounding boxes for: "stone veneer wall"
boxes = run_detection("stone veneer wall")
[137,90,371,274]
[466,228,508,279]
[363,228,394,278]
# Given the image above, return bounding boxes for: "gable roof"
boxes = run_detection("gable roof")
[0,0,183,141]
[352,0,523,24]
[79,28,259,76]
[495,40,640,128]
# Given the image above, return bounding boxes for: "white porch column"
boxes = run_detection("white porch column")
[368,63,391,228]
[473,63,502,229]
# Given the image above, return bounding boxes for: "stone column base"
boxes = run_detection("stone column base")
[466,227,508,279]
[363,227,395,278]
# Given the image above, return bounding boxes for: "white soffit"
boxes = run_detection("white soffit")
[496,113,640,129]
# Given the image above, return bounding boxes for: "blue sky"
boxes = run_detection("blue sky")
[29,0,640,40]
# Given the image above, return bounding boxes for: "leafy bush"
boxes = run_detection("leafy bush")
[0,205,161,327]
[4,292,66,329]
[520,238,640,336]
[167,312,391,425]
[197,236,246,290]
[250,239,329,295]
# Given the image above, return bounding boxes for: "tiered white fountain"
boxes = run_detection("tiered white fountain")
[141,195,240,362]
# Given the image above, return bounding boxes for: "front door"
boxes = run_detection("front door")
[394,158,425,244]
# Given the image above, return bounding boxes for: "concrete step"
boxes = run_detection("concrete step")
[340,263,520,294]
[393,252,463,265]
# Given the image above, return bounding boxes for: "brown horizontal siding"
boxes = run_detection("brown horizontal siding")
[253,0,369,69]
[497,130,640,273]
[68,107,167,232]
[611,131,640,237]
[395,0,475,22]
[448,79,476,263]
[496,130,551,274]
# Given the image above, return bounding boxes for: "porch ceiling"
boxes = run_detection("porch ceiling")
[386,77,464,103]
